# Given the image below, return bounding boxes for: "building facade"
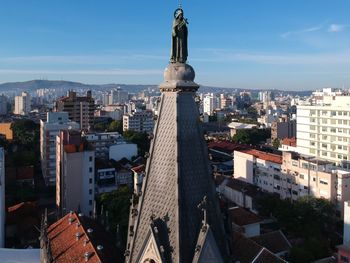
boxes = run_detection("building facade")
[123,110,154,133]
[296,95,350,169]
[55,90,95,131]
[14,92,31,115]
[234,148,350,215]
[56,130,95,217]
[0,148,4,247]
[40,112,80,186]
[0,95,7,115]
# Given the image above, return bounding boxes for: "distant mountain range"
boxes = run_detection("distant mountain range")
[0,79,313,97]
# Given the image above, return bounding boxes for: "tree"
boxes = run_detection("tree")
[123,130,150,156]
[272,138,281,149]
[98,186,131,250]
[107,120,123,133]
[232,128,270,145]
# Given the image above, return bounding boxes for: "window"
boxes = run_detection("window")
[310,134,316,138]
[338,145,342,150]
[331,111,336,116]
[322,111,327,115]
[89,200,93,205]
[339,120,343,124]
[310,142,316,146]
[322,143,327,148]
[340,255,349,263]
[322,127,327,132]
[89,156,93,162]
[322,135,327,140]
[89,167,93,173]
[322,119,327,124]
[322,151,327,156]
[310,118,316,123]
[300,174,305,179]
[310,126,316,131]
[320,179,328,185]
[344,111,348,116]
[310,110,316,115]
[330,128,336,133]
[89,189,92,195]
[339,111,343,116]
[331,119,336,124]
[89,178,92,184]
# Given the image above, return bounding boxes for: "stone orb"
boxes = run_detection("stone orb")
[163,63,195,82]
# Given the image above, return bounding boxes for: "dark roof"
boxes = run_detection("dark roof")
[229,207,261,226]
[251,231,291,254]
[131,164,145,173]
[231,231,286,263]
[225,178,259,197]
[208,141,247,154]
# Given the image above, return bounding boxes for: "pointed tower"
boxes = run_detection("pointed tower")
[125,7,227,263]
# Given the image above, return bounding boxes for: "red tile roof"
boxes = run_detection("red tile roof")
[47,212,121,263]
[237,149,282,164]
[208,141,247,154]
[131,164,145,174]
[229,207,261,226]
[282,137,296,147]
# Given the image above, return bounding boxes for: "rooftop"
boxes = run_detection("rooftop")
[229,207,261,226]
[208,141,247,154]
[47,212,121,263]
[281,137,296,147]
[251,231,291,254]
[228,122,257,130]
[237,148,282,164]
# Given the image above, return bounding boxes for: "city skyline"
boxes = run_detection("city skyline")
[1,1,350,90]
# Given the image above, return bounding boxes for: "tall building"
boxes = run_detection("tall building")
[55,90,95,131]
[0,95,7,115]
[123,110,154,133]
[14,92,31,115]
[40,112,80,186]
[296,95,350,169]
[111,88,128,104]
[203,93,218,116]
[56,130,95,217]
[0,148,4,247]
[126,8,227,262]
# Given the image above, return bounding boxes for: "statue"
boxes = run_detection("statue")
[171,8,188,63]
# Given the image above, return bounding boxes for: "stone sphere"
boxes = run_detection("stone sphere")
[163,63,195,82]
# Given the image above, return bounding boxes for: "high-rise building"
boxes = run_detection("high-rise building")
[123,110,154,133]
[56,130,95,217]
[125,8,227,262]
[55,90,95,131]
[14,92,31,115]
[111,88,128,104]
[0,148,4,247]
[203,93,218,116]
[296,95,350,169]
[40,112,80,186]
[0,95,7,115]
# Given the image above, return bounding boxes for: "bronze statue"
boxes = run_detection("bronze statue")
[171,8,188,63]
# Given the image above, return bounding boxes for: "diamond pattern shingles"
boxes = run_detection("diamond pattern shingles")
[128,91,225,262]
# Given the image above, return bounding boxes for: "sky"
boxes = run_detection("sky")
[1,0,350,90]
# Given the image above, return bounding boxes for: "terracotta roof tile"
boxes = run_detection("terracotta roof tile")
[282,137,296,147]
[47,212,122,263]
[237,149,282,164]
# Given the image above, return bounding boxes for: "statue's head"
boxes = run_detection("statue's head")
[174,8,184,19]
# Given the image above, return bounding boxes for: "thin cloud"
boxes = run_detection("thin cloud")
[328,24,347,32]
[191,49,350,65]
[0,68,162,76]
[281,25,323,38]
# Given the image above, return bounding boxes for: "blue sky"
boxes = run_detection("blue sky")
[1,0,350,90]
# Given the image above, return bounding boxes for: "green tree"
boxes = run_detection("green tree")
[272,138,281,149]
[123,130,150,156]
[107,120,123,133]
[98,186,131,250]
[232,128,270,145]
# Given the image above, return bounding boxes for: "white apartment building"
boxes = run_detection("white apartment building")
[14,92,31,115]
[83,131,123,159]
[123,110,154,133]
[40,112,80,186]
[0,148,4,247]
[297,95,350,169]
[203,93,218,116]
[56,130,95,217]
[0,95,7,115]
[234,149,350,215]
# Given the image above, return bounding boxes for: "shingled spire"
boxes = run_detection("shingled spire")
[125,8,227,263]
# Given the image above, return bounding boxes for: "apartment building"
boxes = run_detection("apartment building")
[40,112,80,186]
[14,92,31,115]
[123,110,154,133]
[55,90,95,131]
[297,95,350,169]
[56,130,95,217]
[234,148,350,215]
[82,131,122,159]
